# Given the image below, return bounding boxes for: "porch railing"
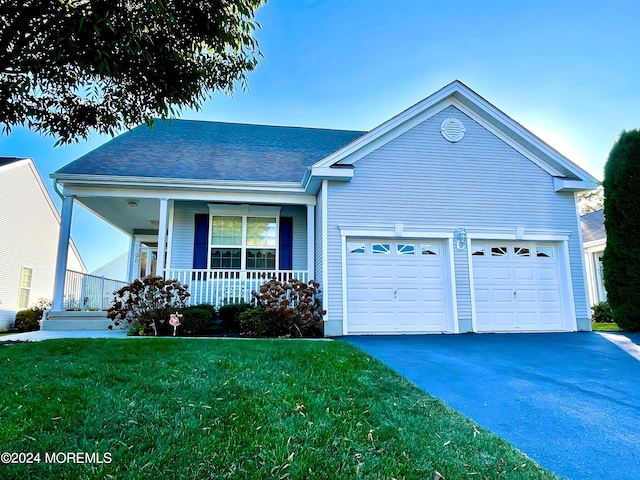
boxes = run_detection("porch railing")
[63,270,128,311]
[164,269,308,307]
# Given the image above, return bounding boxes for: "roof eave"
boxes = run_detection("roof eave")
[51,173,306,194]
[303,166,354,194]
[553,178,600,192]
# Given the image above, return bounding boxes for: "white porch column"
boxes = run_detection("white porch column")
[156,198,169,277]
[52,195,75,310]
[306,204,315,281]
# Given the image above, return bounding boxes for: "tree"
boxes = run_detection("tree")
[577,185,604,215]
[0,0,264,144]
[602,129,640,331]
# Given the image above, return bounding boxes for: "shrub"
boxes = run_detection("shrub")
[13,309,41,332]
[12,299,51,332]
[250,278,325,337]
[107,275,190,335]
[218,302,251,332]
[238,307,269,337]
[180,304,216,335]
[127,322,148,336]
[591,301,614,323]
[603,129,640,331]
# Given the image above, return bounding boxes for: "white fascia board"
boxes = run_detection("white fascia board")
[303,166,354,194]
[451,88,601,184]
[52,173,304,193]
[313,101,453,169]
[312,82,462,169]
[60,185,316,206]
[553,178,600,192]
[310,80,599,184]
[583,239,606,250]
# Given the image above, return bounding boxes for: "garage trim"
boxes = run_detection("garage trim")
[467,230,577,332]
[339,227,458,335]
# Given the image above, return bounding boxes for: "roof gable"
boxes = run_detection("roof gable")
[307,80,599,192]
[54,120,364,184]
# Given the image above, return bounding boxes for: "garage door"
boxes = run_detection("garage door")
[472,242,563,332]
[346,239,453,334]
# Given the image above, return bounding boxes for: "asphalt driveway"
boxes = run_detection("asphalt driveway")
[343,332,640,480]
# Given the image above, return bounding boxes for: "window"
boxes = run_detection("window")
[18,267,33,309]
[209,210,279,270]
[397,244,415,255]
[211,248,241,269]
[514,247,530,257]
[372,243,390,255]
[536,246,553,258]
[421,244,440,256]
[211,216,242,245]
[491,246,508,257]
[348,242,366,254]
[471,245,485,256]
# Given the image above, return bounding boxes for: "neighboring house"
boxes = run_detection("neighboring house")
[46,81,599,335]
[581,209,607,306]
[0,157,86,331]
[90,252,128,282]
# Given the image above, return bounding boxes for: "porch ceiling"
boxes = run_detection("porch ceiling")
[77,196,161,235]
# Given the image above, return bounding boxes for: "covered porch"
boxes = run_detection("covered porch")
[47,183,317,330]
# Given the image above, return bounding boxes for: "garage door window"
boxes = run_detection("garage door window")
[491,246,508,256]
[397,244,415,255]
[536,246,553,258]
[421,244,440,256]
[472,245,485,256]
[372,243,390,255]
[348,242,366,254]
[515,247,530,257]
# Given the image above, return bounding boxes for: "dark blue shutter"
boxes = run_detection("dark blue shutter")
[193,214,209,269]
[279,217,293,270]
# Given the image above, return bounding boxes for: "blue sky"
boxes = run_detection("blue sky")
[1,0,638,271]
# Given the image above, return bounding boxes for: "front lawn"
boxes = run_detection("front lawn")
[0,339,557,479]
[591,322,622,331]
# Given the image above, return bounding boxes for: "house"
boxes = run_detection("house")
[90,252,128,282]
[45,81,599,335]
[0,157,86,331]
[581,210,607,306]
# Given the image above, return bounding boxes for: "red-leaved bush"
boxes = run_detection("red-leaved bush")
[107,275,190,335]
[248,278,325,337]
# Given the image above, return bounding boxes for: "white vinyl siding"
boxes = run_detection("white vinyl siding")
[169,202,307,271]
[325,105,587,333]
[0,159,85,330]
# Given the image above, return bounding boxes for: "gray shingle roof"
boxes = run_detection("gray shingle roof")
[581,209,606,243]
[54,120,365,183]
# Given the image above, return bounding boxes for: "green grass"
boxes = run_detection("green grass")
[591,322,622,331]
[0,339,557,479]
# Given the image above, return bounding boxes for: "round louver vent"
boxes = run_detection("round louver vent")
[440,118,466,142]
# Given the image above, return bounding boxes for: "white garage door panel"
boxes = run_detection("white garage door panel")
[472,242,564,332]
[346,239,452,334]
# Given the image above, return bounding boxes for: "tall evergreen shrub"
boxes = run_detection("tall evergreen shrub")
[602,129,640,331]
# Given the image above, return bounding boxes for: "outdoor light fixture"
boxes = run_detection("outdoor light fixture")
[127,199,139,207]
[455,228,467,250]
